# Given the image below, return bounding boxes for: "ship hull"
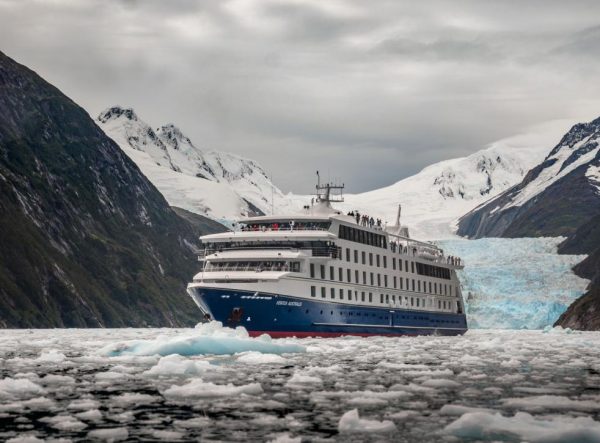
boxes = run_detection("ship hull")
[188,286,468,337]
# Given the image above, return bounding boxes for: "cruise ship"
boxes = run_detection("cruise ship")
[187,180,467,337]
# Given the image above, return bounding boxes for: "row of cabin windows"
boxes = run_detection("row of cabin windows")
[310,264,456,297]
[310,285,455,310]
[338,224,387,249]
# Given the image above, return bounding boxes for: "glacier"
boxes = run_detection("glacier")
[438,237,589,329]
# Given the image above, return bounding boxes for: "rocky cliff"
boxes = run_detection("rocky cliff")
[0,51,225,328]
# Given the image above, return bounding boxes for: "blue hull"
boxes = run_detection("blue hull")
[188,287,468,337]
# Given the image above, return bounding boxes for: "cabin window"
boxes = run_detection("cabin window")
[399,259,403,271]
[412,279,415,291]
[346,248,350,262]
[321,287,326,298]
[384,275,388,287]
[330,266,334,280]
[354,249,358,263]
[376,255,380,267]
[320,265,325,279]
[400,277,403,290]
[411,262,415,273]
[311,286,316,297]
[377,274,381,286]
[369,253,373,266]
[405,260,409,272]
[340,288,344,300]
[392,295,396,304]
[330,288,335,299]
[392,258,396,270]
[369,292,373,302]
[380,294,384,304]
[385,294,389,304]
[411,297,414,306]
[363,271,367,284]
[338,267,343,281]
[362,251,366,264]
[450,286,453,297]
[383,256,387,268]
[416,298,420,307]
[434,282,438,294]
[429,282,432,293]
[370,273,374,285]
[347,269,351,282]
[418,281,421,292]
[355,270,359,283]
[361,291,365,302]
[310,264,315,278]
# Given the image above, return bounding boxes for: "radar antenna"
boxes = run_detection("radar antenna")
[315,170,344,205]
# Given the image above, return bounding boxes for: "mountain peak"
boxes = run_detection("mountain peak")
[157,124,193,150]
[98,106,139,124]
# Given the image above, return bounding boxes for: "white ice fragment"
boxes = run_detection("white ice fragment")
[285,372,323,388]
[0,378,45,399]
[34,350,67,363]
[268,433,302,443]
[67,398,100,410]
[151,430,184,440]
[87,427,129,441]
[236,351,287,364]
[445,411,600,442]
[501,395,600,411]
[39,414,87,431]
[421,379,461,388]
[143,354,211,376]
[110,393,159,407]
[6,436,44,443]
[163,378,263,399]
[100,321,304,357]
[75,409,103,422]
[440,404,495,416]
[40,374,75,385]
[173,417,211,428]
[338,409,397,433]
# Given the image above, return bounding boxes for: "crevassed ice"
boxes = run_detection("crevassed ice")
[439,237,589,329]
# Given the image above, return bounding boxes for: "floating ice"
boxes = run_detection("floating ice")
[445,411,600,442]
[6,436,44,443]
[0,378,45,399]
[87,427,129,441]
[100,321,305,357]
[501,395,600,412]
[163,378,263,399]
[34,350,67,363]
[236,351,287,364]
[338,409,397,433]
[439,237,589,329]
[142,354,211,376]
[109,393,159,408]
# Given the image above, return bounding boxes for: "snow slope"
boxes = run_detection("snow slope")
[98,106,295,220]
[337,121,571,239]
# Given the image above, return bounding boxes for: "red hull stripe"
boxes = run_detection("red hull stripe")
[248,331,421,338]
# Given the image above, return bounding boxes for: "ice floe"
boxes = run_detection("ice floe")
[338,409,397,433]
[162,378,263,399]
[100,321,305,357]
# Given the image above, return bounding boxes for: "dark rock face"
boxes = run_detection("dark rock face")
[0,51,226,327]
[554,214,600,330]
[457,118,600,239]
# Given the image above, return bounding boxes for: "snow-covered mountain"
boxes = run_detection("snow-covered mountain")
[458,116,600,239]
[334,122,569,239]
[97,106,294,220]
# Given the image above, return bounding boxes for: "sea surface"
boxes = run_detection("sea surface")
[1,326,600,442]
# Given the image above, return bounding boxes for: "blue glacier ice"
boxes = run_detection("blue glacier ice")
[438,237,589,329]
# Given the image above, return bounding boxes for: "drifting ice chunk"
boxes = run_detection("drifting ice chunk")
[34,350,67,363]
[236,351,287,364]
[109,393,159,407]
[501,395,600,411]
[163,378,263,398]
[100,321,305,356]
[338,409,397,433]
[87,427,129,441]
[143,354,211,376]
[445,411,600,442]
[0,378,45,399]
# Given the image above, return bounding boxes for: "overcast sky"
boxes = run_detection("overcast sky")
[2,0,600,192]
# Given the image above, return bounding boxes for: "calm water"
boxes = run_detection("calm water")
[1,327,599,442]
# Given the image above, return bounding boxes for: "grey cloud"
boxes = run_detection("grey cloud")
[1,0,600,193]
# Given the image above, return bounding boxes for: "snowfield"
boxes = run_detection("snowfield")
[1,325,600,442]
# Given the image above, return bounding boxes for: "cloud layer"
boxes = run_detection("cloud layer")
[1,0,600,192]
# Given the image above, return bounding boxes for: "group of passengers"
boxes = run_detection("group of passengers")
[447,255,462,266]
[347,211,383,230]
